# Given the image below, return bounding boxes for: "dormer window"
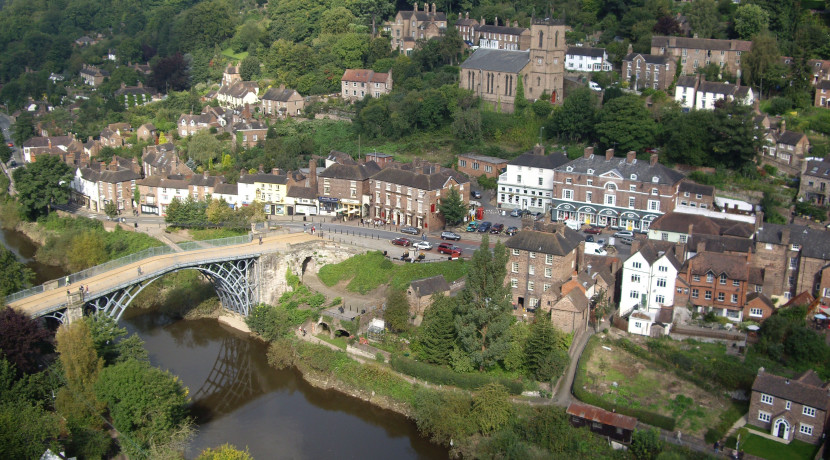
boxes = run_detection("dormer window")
[630,174,637,180]
[566,166,573,172]
[587,169,594,175]
[652,176,659,183]
[791,244,800,251]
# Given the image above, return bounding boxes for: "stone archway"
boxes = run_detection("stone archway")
[773,417,790,440]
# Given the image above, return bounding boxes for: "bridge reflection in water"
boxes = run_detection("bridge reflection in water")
[189,334,257,421]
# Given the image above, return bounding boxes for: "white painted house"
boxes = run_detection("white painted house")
[674,75,754,111]
[619,242,682,317]
[496,146,570,213]
[72,168,102,212]
[565,46,612,72]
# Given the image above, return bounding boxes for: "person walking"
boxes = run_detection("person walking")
[137,266,142,275]
[258,235,263,245]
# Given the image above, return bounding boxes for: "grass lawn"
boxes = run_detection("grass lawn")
[314,333,347,350]
[221,47,248,60]
[581,335,732,437]
[317,251,468,294]
[186,227,249,241]
[724,433,820,460]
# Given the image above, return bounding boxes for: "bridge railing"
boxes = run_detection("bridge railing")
[5,234,252,304]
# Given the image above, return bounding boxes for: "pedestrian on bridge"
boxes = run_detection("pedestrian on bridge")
[137,266,142,275]
[259,235,263,245]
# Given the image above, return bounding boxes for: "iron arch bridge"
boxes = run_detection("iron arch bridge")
[6,233,317,324]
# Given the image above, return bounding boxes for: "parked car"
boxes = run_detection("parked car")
[589,81,602,91]
[510,208,521,217]
[584,226,603,234]
[401,226,420,235]
[466,221,479,232]
[6,142,12,148]
[490,223,504,234]
[613,230,634,238]
[391,237,411,246]
[597,239,606,246]
[477,221,492,233]
[471,190,482,199]
[440,231,461,241]
[413,241,433,250]
[505,226,518,236]
[585,235,594,242]
[437,243,462,254]
[620,237,634,245]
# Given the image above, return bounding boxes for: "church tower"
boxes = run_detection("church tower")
[527,18,567,104]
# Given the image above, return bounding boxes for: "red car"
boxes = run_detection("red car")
[391,237,411,246]
[437,243,461,254]
[584,226,603,234]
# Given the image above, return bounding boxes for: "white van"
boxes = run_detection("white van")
[564,219,581,231]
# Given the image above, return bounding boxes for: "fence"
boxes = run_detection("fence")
[5,235,251,304]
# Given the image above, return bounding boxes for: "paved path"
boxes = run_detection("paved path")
[9,232,316,318]
[552,328,594,407]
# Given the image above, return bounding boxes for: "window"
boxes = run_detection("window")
[786,401,791,410]
[629,185,636,192]
[543,283,551,292]
[791,243,800,251]
[512,249,520,256]
[631,274,641,283]
[629,197,635,208]
[512,262,519,273]
[529,252,536,259]
[538,177,543,186]
[658,266,668,272]
[691,288,699,298]
[761,394,773,405]
[657,278,667,287]
[605,194,616,206]
[630,290,640,299]
[803,406,817,417]
[510,279,518,288]
[750,308,763,317]
[731,294,738,303]
[693,275,700,282]
[633,262,642,269]
[528,281,534,291]
[545,267,552,278]
[648,200,660,211]
[586,191,593,202]
[656,295,665,304]
[707,273,714,282]
[789,257,798,269]
[529,266,535,275]
[564,190,573,200]
[651,188,658,195]
[758,411,771,423]
[705,290,712,300]
[800,424,813,436]
[587,179,593,186]
[634,322,642,328]
[517,174,522,183]
[732,280,740,287]
[662,232,669,241]
[718,292,725,302]
[719,274,727,285]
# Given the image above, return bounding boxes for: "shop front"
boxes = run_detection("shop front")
[319,196,339,215]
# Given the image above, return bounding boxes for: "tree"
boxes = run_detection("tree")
[630,428,663,460]
[653,15,680,36]
[0,247,34,297]
[55,320,107,438]
[548,87,598,141]
[741,32,781,92]
[384,288,411,333]
[416,294,456,365]
[85,314,148,365]
[104,200,119,219]
[239,56,260,81]
[0,400,60,459]
[0,307,53,376]
[12,155,72,220]
[438,186,466,227]
[0,134,11,163]
[687,0,719,39]
[709,101,763,169]
[95,359,190,458]
[734,4,770,40]
[471,383,512,433]
[525,317,565,381]
[188,130,222,165]
[514,76,529,112]
[149,53,190,93]
[12,112,35,147]
[451,108,482,142]
[455,235,514,370]
[595,95,656,153]
[67,231,107,271]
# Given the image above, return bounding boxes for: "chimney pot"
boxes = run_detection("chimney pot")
[626,151,636,164]
[605,148,614,160]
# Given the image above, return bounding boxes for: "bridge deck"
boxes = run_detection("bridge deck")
[9,232,317,318]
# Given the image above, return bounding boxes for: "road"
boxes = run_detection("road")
[0,112,22,166]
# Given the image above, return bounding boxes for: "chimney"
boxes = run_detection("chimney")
[605,148,614,160]
[100,161,107,171]
[696,241,706,253]
[309,158,318,189]
[414,2,417,11]
[495,16,498,26]
[578,241,586,270]
[258,164,264,173]
[203,171,209,179]
[138,81,143,88]
[240,168,247,177]
[611,258,621,275]
[650,153,658,166]
[279,84,286,91]
[272,168,282,175]
[688,224,694,236]
[481,16,485,26]
[466,11,469,19]
[627,43,633,54]
[584,146,594,159]
[781,227,790,245]
[513,20,518,27]
[780,119,786,134]
[626,151,636,164]
[432,2,436,14]
[120,82,126,89]
[693,33,698,39]
[533,144,545,155]
[755,211,764,233]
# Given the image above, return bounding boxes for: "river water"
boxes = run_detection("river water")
[1,227,447,460]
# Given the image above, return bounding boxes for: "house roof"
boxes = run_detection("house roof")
[327,150,357,165]
[782,291,815,308]
[679,180,714,196]
[687,234,753,254]
[341,69,390,83]
[505,228,582,256]
[458,152,509,165]
[557,154,685,186]
[676,75,697,88]
[217,81,258,98]
[756,223,830,260]
[509,151,571,169]
[476,24,526,35]
[214,183,238,195]
[683,252,750,281]
[752,369,830,410]
[233,121,268,131]
[370,167,468,191]
[460,48,530,73]
[567,46,606,58]
[190,174,223,187]
[409,275,451,297]
[818,80,830,90]
[746,292,775,309]
[774,130,807,146]
[553,289,589,312]
[399,10,447,22]
[287,185,318,200]
[624,53,670,65]
[238,173,288,185]
[634,241,682,270]
[650,212,754,237]
[803,159,830,178]
[262,87,301,102]
[566,402,638,430]
[651,35,752,52]
[318,162,381,181]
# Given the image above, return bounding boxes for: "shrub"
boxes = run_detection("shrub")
[391,355,524,394]
[267,339,295,370]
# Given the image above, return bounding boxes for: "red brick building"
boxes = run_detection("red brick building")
[457,152,509,179]
[679,251,751,321]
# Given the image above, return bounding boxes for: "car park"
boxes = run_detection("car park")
[441,231,461,240]
[505,226,518,236]
[413,241,433,250]
[391,238,411,246]
[472,190,482,199]
[437,243,461,254]
[477,221,492,233]
[613,230,634,238]
[584,227,603,234]
[466,222,479,232]
[401,226,420,235]
[490,223,504,234]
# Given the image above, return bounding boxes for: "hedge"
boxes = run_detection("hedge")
[573,338,676,431]
[390,355,524,395]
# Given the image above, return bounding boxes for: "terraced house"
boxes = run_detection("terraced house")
[238,171,288,216]
[497,145,570,213]
[384,2,446,54]
[551,148,685,231]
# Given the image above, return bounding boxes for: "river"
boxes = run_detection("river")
[1,227,447,460]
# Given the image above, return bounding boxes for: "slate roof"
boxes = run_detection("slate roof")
[688,234,753,254]
[476,24,526,35]
[772,130,807,146]
[679,181,714,196]
[635,241,682,270]
[190,174,223,187]
[261,87,301,102]
[287,185,318,200]
[554,289,589,312]
[509,151,570,169]
[505,228,582,256]
[233,121,267,131]
[327,150,357,165]
[214,183,238,195]
[818,80,830,90]
[238,173,288,185]
[752,369,830,410]
[399,10,447,22]
[217,81,258,98]
[567,46,606,58]
[460,48,530,73]
[318,162,381,181]
[676,75,697,88]
[557,154,685,186]
[114,85,152,97]
[683,252,750,280]
[650,212,754,238]
[567,402,637,430]
[23,136,75,148]
[697,81,743,96]
[651,35,752,52]
[756,223,830,260]
[370,167,468,191]
[803,159,830,178]
[624,53,670,65]
[409,275,451,297]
